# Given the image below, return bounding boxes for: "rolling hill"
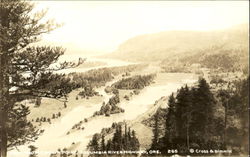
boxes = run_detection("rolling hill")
[107,24,248,63]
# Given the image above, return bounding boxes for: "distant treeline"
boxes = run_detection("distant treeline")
[111,74,155,90]
[23,64,147,102]
[68,64,147,99]
[69,64,147,88]
[162,47,248,74]
[147,77,249,155]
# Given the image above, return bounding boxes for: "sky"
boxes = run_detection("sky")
[34,1,249,55]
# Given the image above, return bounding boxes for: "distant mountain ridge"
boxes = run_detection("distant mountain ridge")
[107,24,248,62]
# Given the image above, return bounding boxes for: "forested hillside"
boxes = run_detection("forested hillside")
[107,24,248,72]
[146,77,249,156]
[162,45,249,73]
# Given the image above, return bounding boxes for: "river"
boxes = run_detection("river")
[8,57,198,157]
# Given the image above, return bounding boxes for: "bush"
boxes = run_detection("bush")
[124,95,129,100]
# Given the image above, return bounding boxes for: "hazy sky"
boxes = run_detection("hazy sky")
[35,1,249,54]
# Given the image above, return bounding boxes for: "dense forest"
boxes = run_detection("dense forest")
[67,64,147,97]
[111,74,155,90]
[147,77,249,155]
[87,122,140,156]
[69,64,147,88]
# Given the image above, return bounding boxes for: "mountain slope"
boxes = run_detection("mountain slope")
[107,24,248,62]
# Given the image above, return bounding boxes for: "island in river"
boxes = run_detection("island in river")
[9,57,198,157]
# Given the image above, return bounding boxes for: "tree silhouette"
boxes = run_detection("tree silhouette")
[164,93,177,149]
[0,1,83,156]
[28,145,37,157]
[101,135,105,151]
[151,110,160,150]
[87,123,140,153]
[156,78,224,155]
[217,89,231,146]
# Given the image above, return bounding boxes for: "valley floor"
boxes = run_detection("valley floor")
[8,60,199,157]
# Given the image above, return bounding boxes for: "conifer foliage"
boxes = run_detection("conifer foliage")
[0,1,83,156]
[87,123,140,155]
[149,77,249,155]
[149,78,218,154]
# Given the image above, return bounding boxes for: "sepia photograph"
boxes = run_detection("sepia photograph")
[0,0,249,157]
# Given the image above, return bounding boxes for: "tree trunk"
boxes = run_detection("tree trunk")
[1,5,10,157]
[0,53,9,157]
[0,110,7,157]
[186,115,190,150]
[224,101,228,147]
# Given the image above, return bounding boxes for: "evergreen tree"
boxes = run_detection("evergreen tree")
[52,114,56,119]
[159,79,218,154]
[28,145,38,157]
[151,110,160,150]
[101,135,106,151]
[89,123,140,153]
[88,134,99,151]
[217,89,231,146]
[131,130,140,151]
[128,127,131,140]
[124,123,128,150]
[237,77,249,152]
[64,101,67,108]
[106,139,113,151]
[112,124,122,151]
[40,117,43,122]
[35,97,42,107]
[182,85,193,150]
[62,148,68,157]
[127,127,132,150]
[193,78,215,143]
[226,77,249,153]
[0,1,83,156]
[164,93,177,149]
[153,77,248,155]
[175,86,188,143]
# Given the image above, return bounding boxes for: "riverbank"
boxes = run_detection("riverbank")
[9,60,198,157]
